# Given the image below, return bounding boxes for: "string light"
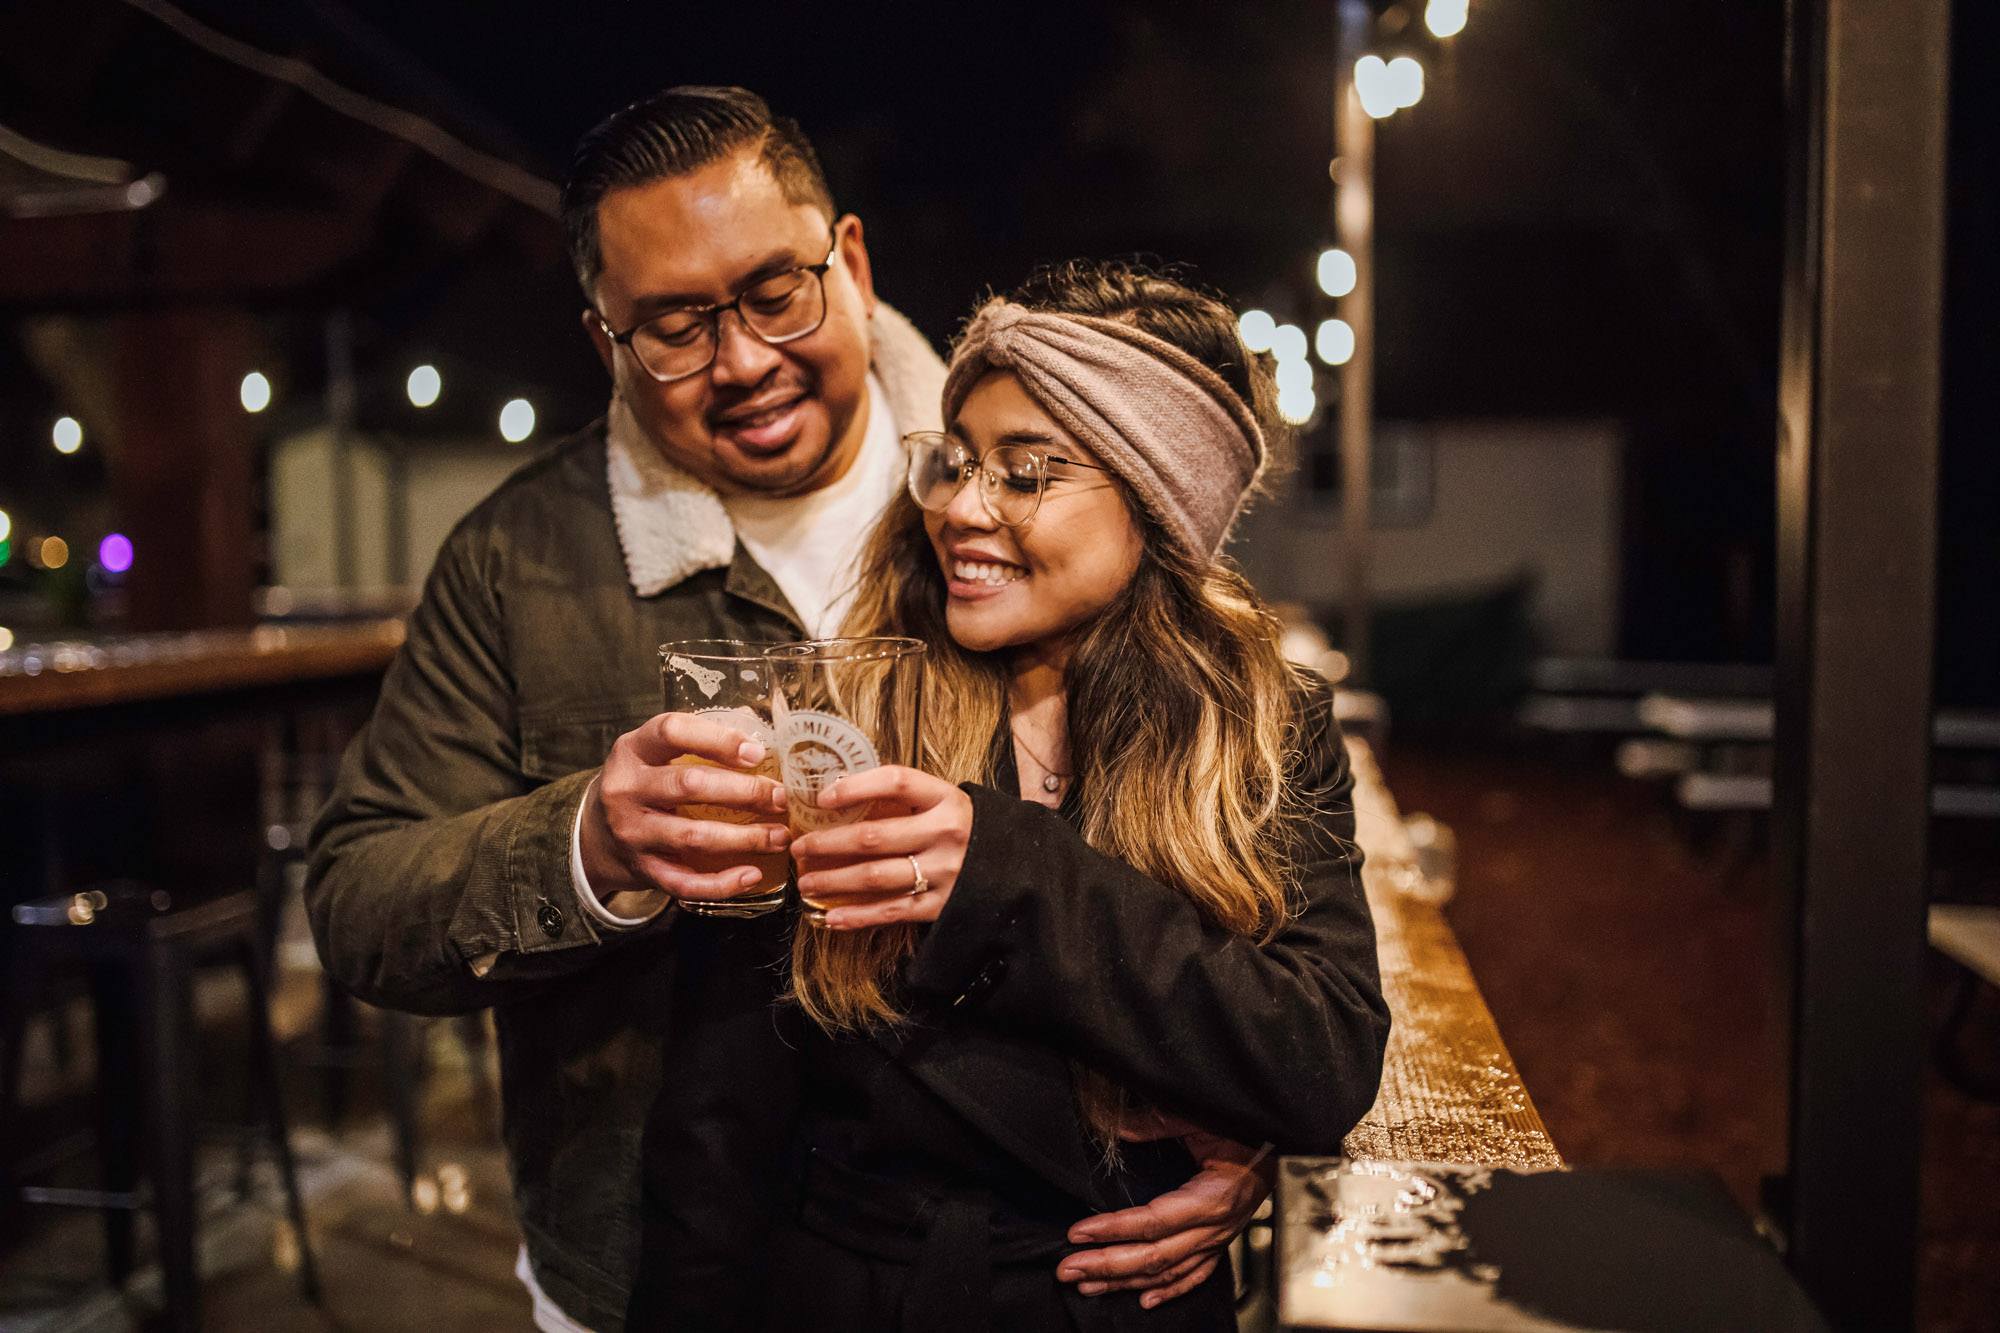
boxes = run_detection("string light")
[99,533,134,574]
[1317,249,1357,298]
[1426,0,1469,38]
[407,364,442,407]
[1355,56,1399,119]
[1275,359,1315,395]
[1271,324,1309,364]
[1238,309,1278,353]
[1387,57,1426,109]
[53,417,83,454]
[499,398,535,443]
[1316,319,1356,366]
[241,371,272,412]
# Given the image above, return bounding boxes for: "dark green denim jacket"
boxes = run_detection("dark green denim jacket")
[306,420,808,1329]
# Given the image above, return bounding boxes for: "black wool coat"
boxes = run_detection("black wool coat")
[629,670,1390,1333]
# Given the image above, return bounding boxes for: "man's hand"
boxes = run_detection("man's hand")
[580,712,791,914]
[1056,1129,1276,1309]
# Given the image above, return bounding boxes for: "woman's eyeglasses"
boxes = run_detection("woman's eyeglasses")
[904,431,1112,528]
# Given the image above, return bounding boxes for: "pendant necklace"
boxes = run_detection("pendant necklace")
[1013,729,1073,795]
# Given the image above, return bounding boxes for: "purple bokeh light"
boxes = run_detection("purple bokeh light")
[99,533,133,574]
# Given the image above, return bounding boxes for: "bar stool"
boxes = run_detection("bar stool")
[1,881,320,1331]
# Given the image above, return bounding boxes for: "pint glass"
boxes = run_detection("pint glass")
[765,637,927,926]
[658,639,790,917]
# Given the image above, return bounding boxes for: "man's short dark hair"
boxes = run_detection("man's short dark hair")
[561,85,837,300]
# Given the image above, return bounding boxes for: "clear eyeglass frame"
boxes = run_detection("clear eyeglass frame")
[903,430,1112,528]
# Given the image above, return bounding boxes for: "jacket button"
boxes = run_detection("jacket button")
[537,900,564,939]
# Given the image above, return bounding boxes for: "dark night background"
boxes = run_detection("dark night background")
[1,5,1996,1330]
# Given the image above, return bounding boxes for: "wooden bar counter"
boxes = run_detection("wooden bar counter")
[0,620,405,718]
[1340,733,1562,1171]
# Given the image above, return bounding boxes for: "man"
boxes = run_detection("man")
[307,87,1271,1333]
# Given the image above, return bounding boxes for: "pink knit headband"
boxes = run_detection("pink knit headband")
[941,300,1267,561]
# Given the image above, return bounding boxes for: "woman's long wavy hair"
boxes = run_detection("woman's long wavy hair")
[792,259,1309,1144]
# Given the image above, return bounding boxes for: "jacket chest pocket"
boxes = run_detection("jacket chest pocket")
[518,699,656,783]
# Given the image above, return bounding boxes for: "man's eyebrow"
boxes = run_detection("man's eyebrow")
[626,248,808,316]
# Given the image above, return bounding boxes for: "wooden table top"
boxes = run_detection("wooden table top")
[1340,734,1564,1170]
[0,620,404,717]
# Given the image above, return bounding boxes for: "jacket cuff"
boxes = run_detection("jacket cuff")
[903,783,1034,1008]
[447,767,605,960]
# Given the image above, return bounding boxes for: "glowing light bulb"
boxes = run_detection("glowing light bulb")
[1316,319,1356,366]
[499,398,535,443]
[53,417,83,454]
[1426,0,1469,38]
[1277,384,1317,426]
[1355,56,1399,119]
[1238,309,1277,353]
[1388,57,1426,109]
[240,371,272,413]
[407,364,442,408]
[1317,249,1357,298]
[1271,324,1308,364]
[99,533,133,574]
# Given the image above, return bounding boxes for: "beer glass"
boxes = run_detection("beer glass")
[658,640,790,917]
[765,637,927,926]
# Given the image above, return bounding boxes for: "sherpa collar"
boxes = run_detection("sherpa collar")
[605,302,945,597]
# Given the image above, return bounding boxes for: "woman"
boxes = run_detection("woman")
[758,259,1391,1332]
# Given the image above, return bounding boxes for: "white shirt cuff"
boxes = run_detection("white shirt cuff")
[571,777,668,929]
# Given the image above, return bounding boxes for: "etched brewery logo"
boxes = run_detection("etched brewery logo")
[779,709,879,831]
[665,654,726,699]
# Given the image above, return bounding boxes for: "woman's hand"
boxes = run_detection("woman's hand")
[790,765,972,929]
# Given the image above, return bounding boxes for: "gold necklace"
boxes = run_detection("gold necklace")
[1012,728,1073,795]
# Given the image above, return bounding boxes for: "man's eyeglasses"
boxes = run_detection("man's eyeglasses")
[598,237,839,384]
[905,431,1113,528]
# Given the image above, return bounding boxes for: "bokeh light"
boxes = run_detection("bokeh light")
[0,627,13,653]
[1388,57,1426,109]
[1276,358,1316,394]
[1238,309,1277,353]
[240,371,272,412]
[53,417,83,454]
[99,533,134,574]
[1426,0,1469,39]
[408,364,442,407]
[1277,384,1317,425]
[1316,318,1357,365]
[1355,55,1399,119]
[1317,249,1358,298]
[1271,323,1309,364]
[40,536,69,570]
[499,398,536,442]
[0,509,11,544]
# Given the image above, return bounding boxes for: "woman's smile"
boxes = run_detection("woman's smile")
[946,551,1029,598]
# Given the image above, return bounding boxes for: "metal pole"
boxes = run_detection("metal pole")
[1771,0,1948,1327]
[1335,0,1374,686]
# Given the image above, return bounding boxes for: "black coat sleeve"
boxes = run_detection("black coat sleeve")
[902,674,1390,1155]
